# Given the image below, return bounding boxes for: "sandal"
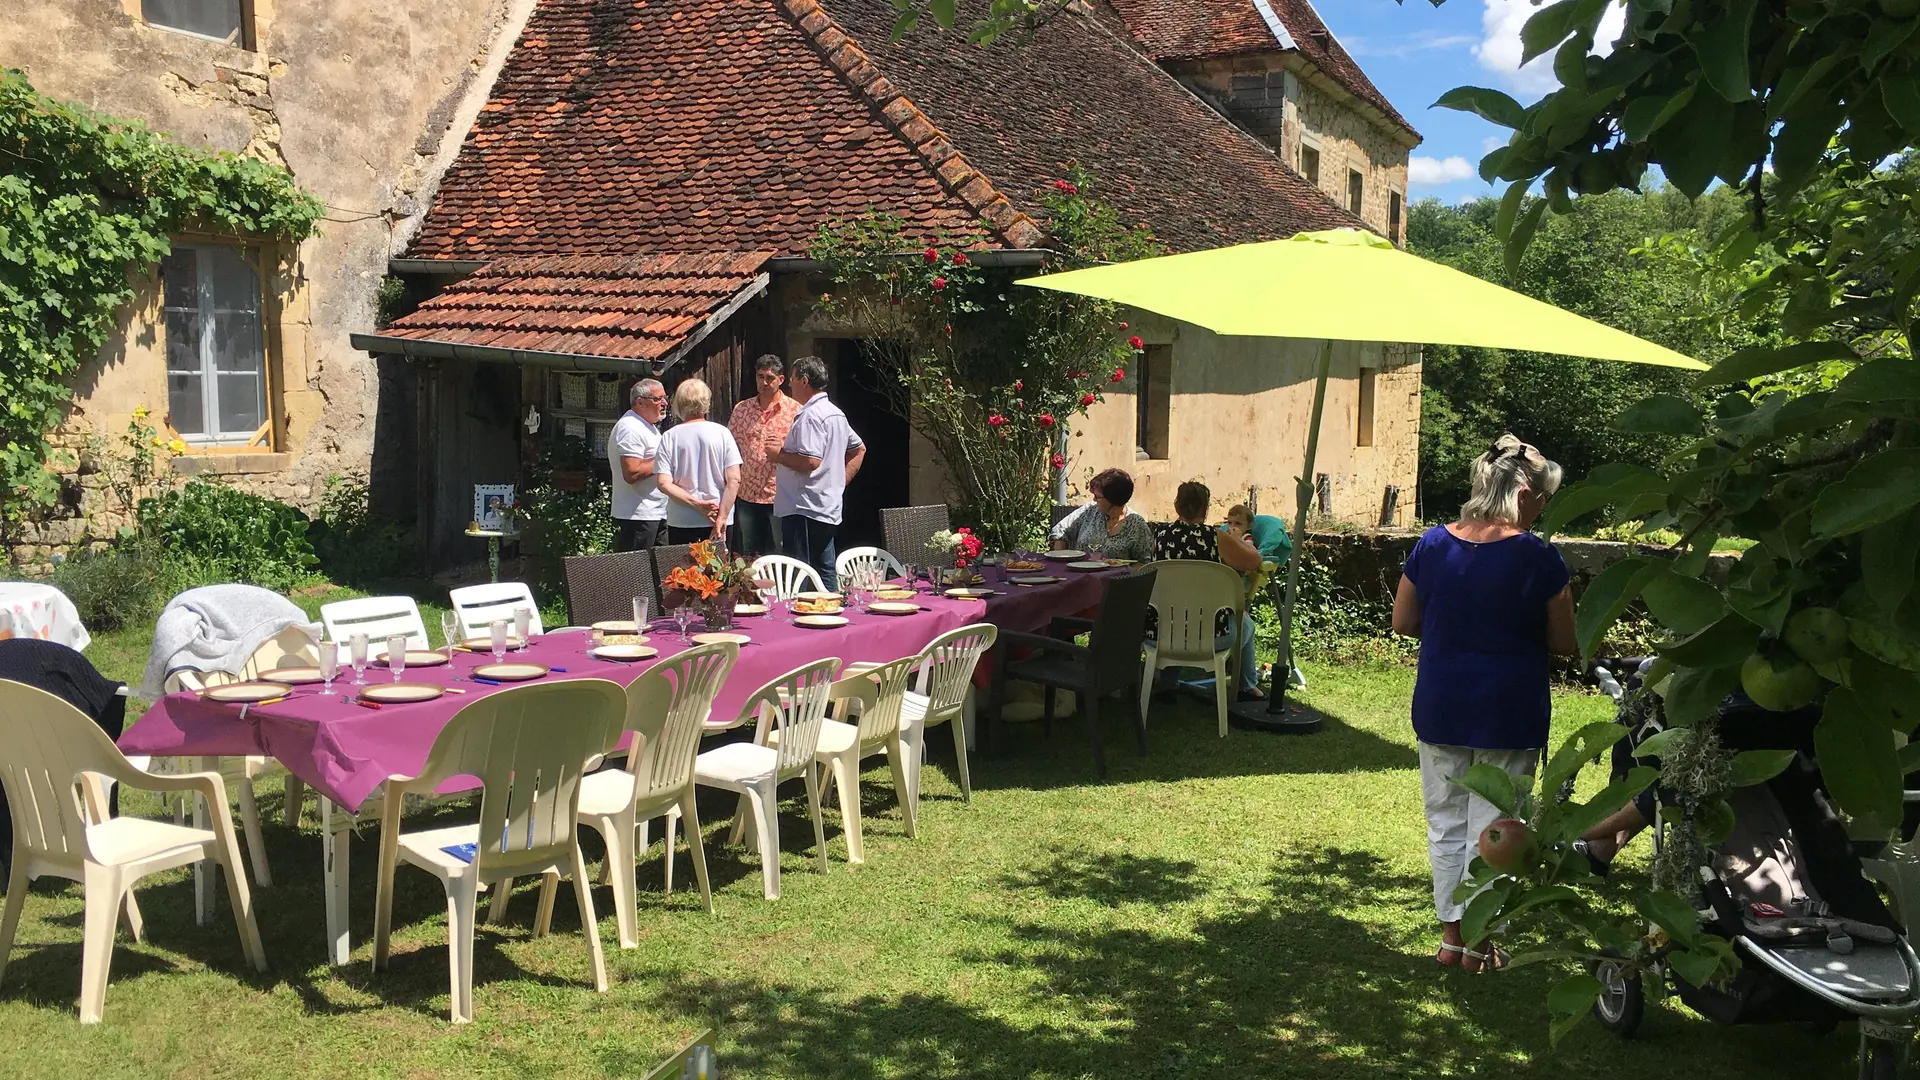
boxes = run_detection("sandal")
[1436,942,1466,968]
[1462,944,1510,973]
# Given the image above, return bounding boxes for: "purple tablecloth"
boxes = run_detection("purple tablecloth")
[116,565,1128,812]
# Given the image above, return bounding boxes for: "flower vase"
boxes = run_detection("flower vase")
[945,565,975,587]
[702,598,734,631]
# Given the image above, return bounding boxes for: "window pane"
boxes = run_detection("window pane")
[169,370,206,438]
[143,0,245,42]
[212,311,265,437]
[204,246,261,315]
[216,371,265,435]
[162,249,198,310]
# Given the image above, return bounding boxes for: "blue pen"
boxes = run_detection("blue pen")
[473,676,503,685]
[548,666,569,672]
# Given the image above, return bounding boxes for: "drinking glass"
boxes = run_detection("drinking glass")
[489,619,509,664]
[673,604,694,642]
[349,633,369,686]
[441,610,462,660]
[783,596,801,625]
[632,595,651,630]
[387,634,408,682]
[318,640,339,696]
[513,606,532,652]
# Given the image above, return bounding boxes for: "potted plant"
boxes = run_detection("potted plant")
[927,527,985,585]
[660,540,761,630]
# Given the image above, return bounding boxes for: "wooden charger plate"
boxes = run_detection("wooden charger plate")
[734,603,770,616]
[379,650,449,667]
[360,683,446,704]
[793,615,849,629]
[944,587,994,599]
[261,667,324,685]
[592,644,658,661]
[1009,575,1060,585]
[874,589,916,601]
[471,662,549,682]
[462,635,528,651]
[868,602,919,616]
[592,620,640,634]
[202,681,287,704]
[692,632,753,645]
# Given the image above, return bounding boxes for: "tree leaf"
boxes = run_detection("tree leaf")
[1810,449,1920,539]
[1612,393,1703,435]
[1521,0,1604,66]
[1687,0,1757,100]
[1494,180,1528,243]
[1661,663,1741,726]
[1540,721,1627,801]
[1638,889,1705,949]
[1552,766,1658,842]
[1852,655,1920,735]
[1860,509,1920,617]
[1451,762,1518,816]
[1666,943,1728,989]
[1537,465,1665,537]
[1576,557,1663,659]
[1547,971,1604,1019]
[1695,341,1858,387]
[1653,612,1759,669]
[1728,748,1796,788]
[1831,358,1920,406]
[1882,71,1920,135]
[1641,568,1729,636]
[1632,727,1686,759]
[1434,86,1527,130]
[1815,688,1903,838]
[1461,878,1517,949]
[1505,198,1549,276]
[927,0,956,29]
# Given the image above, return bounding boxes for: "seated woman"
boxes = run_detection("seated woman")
[1050,468,1121,549]
[1155,481,1264,699]
[1056,470,1156,562]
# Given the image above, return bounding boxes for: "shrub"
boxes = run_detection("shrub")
[310,473,418,585]
[45,542,212,631]
[136,478,320,591]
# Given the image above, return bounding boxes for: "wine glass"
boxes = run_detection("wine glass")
[317,640,339,696]
[632,595,651,631]
[673,603,694,642]
[513,606,533,653]
[441,610,461,661]
[349,633,369,686]
[783,595,801,625]
[489,619,509,664]
[387,634,408,683]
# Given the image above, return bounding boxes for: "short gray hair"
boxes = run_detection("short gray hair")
[790,355,828,391]
[754,353,785,375]
[630,377,664,406]
[1460,434,1563,526]
[671,377,712,420]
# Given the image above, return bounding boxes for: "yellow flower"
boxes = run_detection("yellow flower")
[132,405,149,419]
[167,439,187,454]
[149,436,163,448]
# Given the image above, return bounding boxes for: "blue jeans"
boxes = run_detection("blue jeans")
[778,514,838,591]
[732,500,777,557]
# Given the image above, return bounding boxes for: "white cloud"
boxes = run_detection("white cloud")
[1474,0,1625,99]
[1409,155,1477,186]
[1344,32,1477,59]
[1482,135,1507,154]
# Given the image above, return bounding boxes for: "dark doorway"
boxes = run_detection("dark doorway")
[825,338,908,551]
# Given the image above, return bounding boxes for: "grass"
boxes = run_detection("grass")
[0,630,1861,1077]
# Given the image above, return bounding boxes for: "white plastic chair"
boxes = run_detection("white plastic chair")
[448,582,546,640]
[1140,560,1247,739]
[319,595,431,658]
[0,680,267,1023]
[834,546,906,587]
[501,643,739,947]
[162,625,319,888]
[899,623,998,815]
[692,658,842,899]
[789,656,918,863]
[750,555,826,600]
[370,678,627,1023]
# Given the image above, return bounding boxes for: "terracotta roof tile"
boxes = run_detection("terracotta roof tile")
[364,252,772,365]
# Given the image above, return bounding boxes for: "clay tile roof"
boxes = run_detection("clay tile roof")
[362,252,773,365]
[1104,0,1416,137]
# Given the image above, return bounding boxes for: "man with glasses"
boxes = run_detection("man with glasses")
[772,356,864,589]
[725,354,800,556]
[609,378,669,552]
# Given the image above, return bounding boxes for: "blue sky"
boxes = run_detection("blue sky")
[1312,0,1613,205]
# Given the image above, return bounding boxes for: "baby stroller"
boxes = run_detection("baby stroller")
[1585,658,1920,1079]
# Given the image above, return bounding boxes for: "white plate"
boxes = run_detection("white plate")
[471,662,549,682]
[793,615,849,629]
[260,667,324,685]
[462,635,527,651]
[733,603,769,616]
[868,601,920,615]
[692,632,753,645]
[380,650,449,668]
[591,620,639,634]
[201,682,287,704]
[874,589,916,601]
[1009,575,1060,585]
[944,587,995,599]
[360,683,446,704]
[1067,561,1110,571]
[592,644,659,661]
[1043,550,1085,560]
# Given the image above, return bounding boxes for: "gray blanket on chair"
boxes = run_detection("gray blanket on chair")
[138,584,321,699]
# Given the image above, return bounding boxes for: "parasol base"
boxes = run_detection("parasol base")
[1228,697,1325,735]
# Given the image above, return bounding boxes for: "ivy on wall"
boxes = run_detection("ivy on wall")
[0,68,323,537]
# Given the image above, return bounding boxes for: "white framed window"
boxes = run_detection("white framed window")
[142,0,251,46]
[163,244,269,446]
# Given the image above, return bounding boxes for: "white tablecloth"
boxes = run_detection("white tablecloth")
[0,582,90,652]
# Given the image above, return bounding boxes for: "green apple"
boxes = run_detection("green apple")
[1782,606,1850,664]
[1741,651,1825,712]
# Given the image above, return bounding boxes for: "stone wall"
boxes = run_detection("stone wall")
[2,0,533,568]
[1169,52,1415,243]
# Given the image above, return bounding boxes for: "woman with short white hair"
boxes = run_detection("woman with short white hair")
[1391,434,1576,974]
[655,378,742,544]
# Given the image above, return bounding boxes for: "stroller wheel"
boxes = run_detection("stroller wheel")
[1589,954,1644,1037]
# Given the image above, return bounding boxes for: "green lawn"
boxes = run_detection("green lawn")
[0,629,1859,1078]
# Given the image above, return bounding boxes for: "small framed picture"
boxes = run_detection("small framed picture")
[474,484,516,531]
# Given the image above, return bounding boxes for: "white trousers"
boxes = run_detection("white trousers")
[1419,741,1541,923]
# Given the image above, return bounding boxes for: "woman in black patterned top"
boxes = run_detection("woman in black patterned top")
[1154,481,1265,699]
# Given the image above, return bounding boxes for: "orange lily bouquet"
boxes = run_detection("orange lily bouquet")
[661,540,762,610]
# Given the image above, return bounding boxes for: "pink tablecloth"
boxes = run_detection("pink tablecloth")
[118,565,1132,812]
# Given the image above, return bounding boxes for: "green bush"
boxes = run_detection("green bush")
[136,478,320,591]
[310,473,417,585]
[45,542,212,631]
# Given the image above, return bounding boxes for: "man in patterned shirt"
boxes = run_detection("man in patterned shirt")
[725,354,800,556]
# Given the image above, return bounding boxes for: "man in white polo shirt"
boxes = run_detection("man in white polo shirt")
[771,356,865,590]
[608,377,669,551]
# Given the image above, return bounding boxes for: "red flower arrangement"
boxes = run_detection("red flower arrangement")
[953,527,984,567]
[1128,335,1145,350]
[1036,412,1056,428]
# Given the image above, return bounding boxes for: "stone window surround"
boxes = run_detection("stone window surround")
[158,234,293,475]
[1298,133,1323,189]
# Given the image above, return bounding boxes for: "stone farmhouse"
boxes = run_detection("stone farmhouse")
[5,0,1423,565]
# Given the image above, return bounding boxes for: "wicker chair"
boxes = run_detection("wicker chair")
[1051,503,1084,531]
[881,505,950,567]
[563,551,659,625]
[651,544,697,605]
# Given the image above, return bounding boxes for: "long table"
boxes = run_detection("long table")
[117,561,1131,963]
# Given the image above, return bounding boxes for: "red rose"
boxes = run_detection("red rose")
[923,247,939,263]
[1080,392,1096,407]
[958,527,971,533]
[1111,368,1126,382]
[1051,452,1066,469]
[1053,178,1079,194]
[944,324,953,335]
[1128,335,1144,350]
[988,414,1007,427]
[951,251,968,265]
[932,276,947,290]
[1014,380,1023,391]
[1118,321,1129,330]
[1037,413,1056,428]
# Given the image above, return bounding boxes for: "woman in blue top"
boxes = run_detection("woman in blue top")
[1392,435,1576,973]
